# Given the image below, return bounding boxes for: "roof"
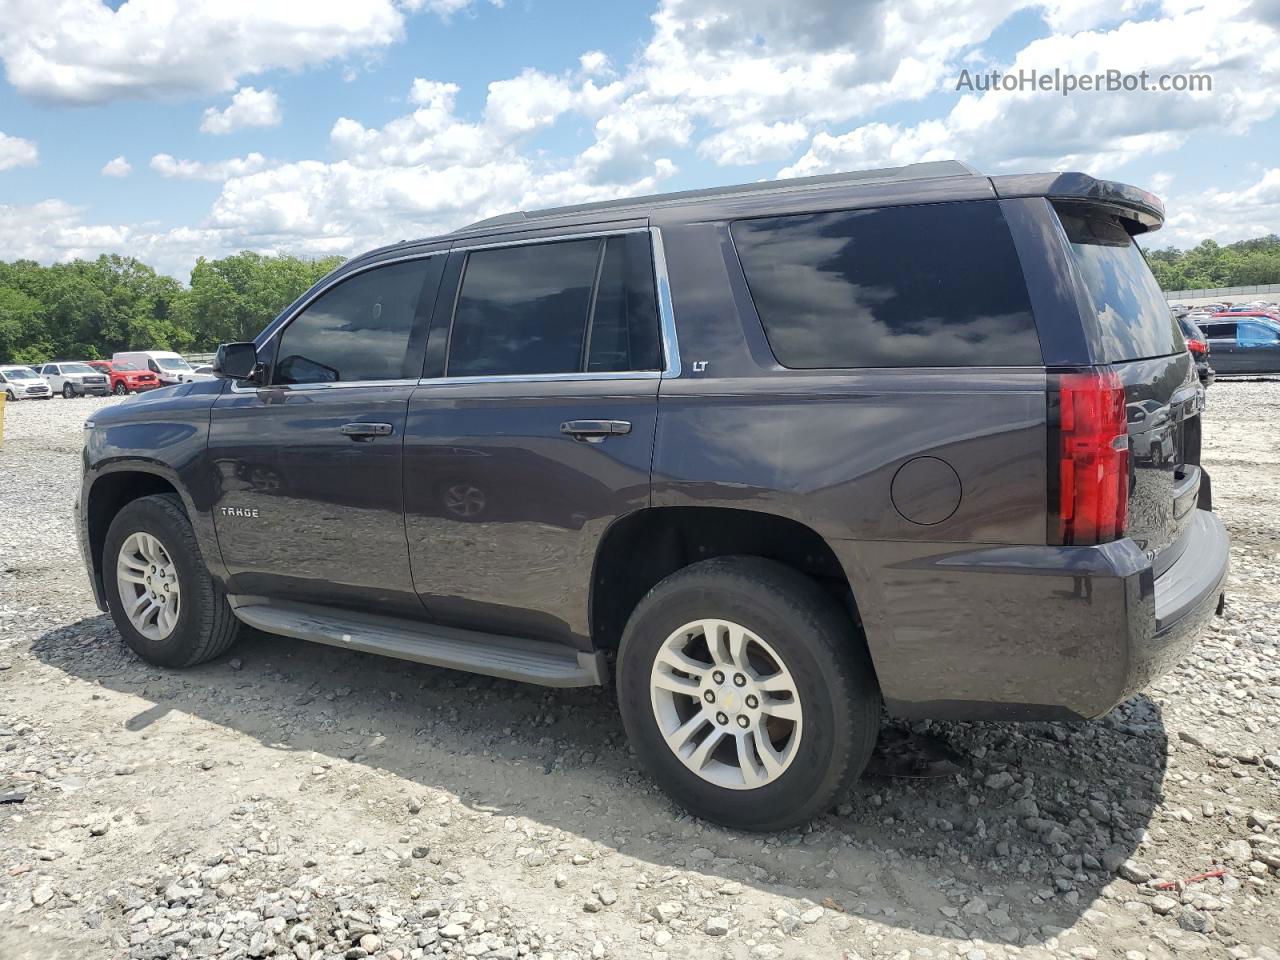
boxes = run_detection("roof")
[452,160,980,235]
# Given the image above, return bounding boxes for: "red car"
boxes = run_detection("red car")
[86,359,161,395]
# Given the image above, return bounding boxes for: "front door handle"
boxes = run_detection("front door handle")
[561,419,632,442]
[341,422,394,440]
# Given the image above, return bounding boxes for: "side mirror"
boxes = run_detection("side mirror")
[213,342,262,383]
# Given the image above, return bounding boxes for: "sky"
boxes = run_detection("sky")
[0,0,1278,279]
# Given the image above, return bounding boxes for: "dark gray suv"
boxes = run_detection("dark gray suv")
[77,160,1229,830]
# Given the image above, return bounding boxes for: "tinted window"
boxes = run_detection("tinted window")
[448,235,660,377]
[586,235,662,372]
[1057,209,1183,362]
[275,258,439,384]
[731,202,1041,368]
[1202,322,1236,339]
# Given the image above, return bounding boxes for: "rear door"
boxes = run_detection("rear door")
[1056,207,1203,571]
[404,229,664,646]
[207,253,446,617]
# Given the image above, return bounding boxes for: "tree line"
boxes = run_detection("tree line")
[0,252,344,365]
[1144,234,1280,293]
[3,234,1280,364]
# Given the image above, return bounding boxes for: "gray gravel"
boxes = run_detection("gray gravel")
[1,386,1278,960]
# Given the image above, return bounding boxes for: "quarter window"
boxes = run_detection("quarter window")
[731,201,1042,368]
[274,258,442,385]
[446,234,661,377]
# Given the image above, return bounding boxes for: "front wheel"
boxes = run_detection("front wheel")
[103,493,240,667]
[616,557,880,831]
[62,383,75,399]
[114,381,128,395]
[4,389,14,401]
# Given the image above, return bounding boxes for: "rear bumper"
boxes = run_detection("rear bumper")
[831,507,1229,721]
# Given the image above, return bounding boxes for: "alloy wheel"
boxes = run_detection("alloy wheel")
[649,618,803,790]
[116,531,182,641]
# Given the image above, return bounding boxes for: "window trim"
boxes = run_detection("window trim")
[236,227,681,392]
[235,250,448,393]
[422,226,679,386]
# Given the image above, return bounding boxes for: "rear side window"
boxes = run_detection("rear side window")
[1202,321,1237,340]
[447,233,661,377]
[1056,208,1183,362]
[730,201,1041,368]
[274,257,441,384]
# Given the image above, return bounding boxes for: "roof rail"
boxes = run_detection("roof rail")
[452,160,979,234]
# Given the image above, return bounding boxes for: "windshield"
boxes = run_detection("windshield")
[60,363,97,374]
[155,356,192,370]
[2,367,36,379]
[1056,206,1183,362]
[115,361,142,372]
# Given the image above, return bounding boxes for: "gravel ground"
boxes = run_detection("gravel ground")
[0,385,1277,960]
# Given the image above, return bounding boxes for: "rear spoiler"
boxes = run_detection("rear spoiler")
[990,172,1165,235]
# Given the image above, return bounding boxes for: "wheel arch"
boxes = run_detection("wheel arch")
[589,506,865,655]
[84,462,210,604]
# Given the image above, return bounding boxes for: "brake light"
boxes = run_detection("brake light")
[1052,371,1129,545]
[1186,337,1207,356]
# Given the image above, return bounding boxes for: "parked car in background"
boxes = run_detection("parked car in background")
[1200,315,1280,375]
[40,362,110,398]
[0,364,53,400]
[1176,315,1215,386]
[78,162,1229,831]
[111,350,200,386]
[87,359,162,395]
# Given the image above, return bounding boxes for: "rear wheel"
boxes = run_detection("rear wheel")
[616,557,880,831]
[104,493,239,667]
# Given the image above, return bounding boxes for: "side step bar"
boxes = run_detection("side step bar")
[228,597,605,688]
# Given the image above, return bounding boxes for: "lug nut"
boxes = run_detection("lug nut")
[703,690,716,703]
[745,694,759,709]
[712,670,725,684]
[733,673,746,687]
[715,711,728,725]
[736,715,749,729]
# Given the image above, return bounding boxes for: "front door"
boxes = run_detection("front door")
[404,230,665,646]
[208,253,446,617]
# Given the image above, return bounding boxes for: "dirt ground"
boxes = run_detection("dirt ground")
[0,383,1277,960]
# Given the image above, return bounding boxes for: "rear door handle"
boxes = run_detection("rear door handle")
[561,419,632,442]
[341,422,394,439]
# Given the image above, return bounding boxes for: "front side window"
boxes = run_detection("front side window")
[274,258,441,384]
[731,201,1041,368]
[446,233,661,377]
[1238,321,1280,346]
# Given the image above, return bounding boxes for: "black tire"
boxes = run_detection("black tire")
[62,383,75,399]
[4,389,14,401]
[616,557,880,831]
[103,493,240,667]
[114,382,128,395]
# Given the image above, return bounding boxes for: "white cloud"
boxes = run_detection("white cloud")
[484,70,576,136]
[101,155,132,178]
[200,86,282,134]
[0,0,405,104]
[151,152,271,181]
[698,121,808,165]
[782,1,1279,177]
[579,51,611,76]
[400,0,503,16]
[0,130,38,171]
[1159,168,1280,247]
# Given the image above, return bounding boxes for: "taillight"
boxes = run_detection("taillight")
[1050,370,1129,545]
[1186,338,1207,356]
